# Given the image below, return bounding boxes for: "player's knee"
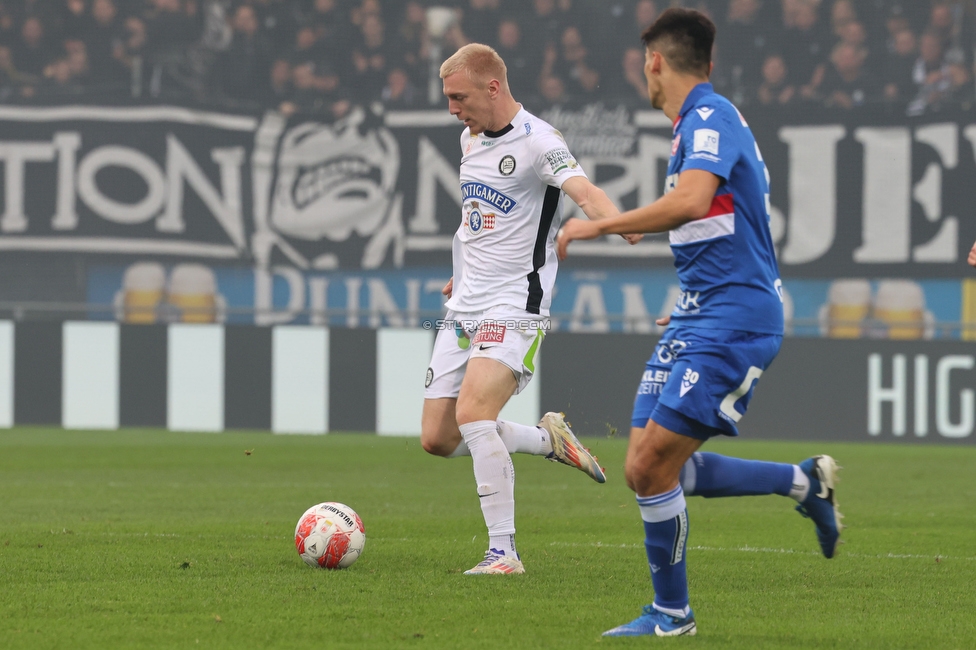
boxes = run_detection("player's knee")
[625,453,663,495]
[420,430,452,457]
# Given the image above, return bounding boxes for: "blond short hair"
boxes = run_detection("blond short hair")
[439,43,508,89]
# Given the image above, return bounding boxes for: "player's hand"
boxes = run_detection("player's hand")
[557,219,601,260]
[656,315,671,327]
[621,233,643,245]
[969,241,976,267]
[442,277,453,298]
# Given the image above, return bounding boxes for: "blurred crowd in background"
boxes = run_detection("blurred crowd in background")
[0,0,972,117]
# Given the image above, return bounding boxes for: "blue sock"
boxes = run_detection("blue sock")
[680,452,794,498]
[637,486,690,612]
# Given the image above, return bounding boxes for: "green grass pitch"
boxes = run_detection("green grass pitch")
[1,429,974,649]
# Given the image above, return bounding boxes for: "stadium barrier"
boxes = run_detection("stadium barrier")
[2,321,973,444]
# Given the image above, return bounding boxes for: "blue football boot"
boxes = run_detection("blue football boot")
[602,605,697,637]
[796,455,843,558]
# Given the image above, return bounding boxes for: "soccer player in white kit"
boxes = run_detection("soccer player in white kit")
[421,43,641,575]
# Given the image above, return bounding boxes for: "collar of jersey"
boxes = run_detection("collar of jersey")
[483,123,515,138]
[676,82,714,124]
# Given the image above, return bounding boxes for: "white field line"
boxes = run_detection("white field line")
[77,533,976,562]
[545,541,976,562]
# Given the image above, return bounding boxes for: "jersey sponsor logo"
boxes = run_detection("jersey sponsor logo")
[676,290,702,314]
[679,368,699,397]
[480,140,496,147]
[637,369,671,395]
[696,107,715,121]
[693,128,719,155]
[461,182,517,214]
[499,155,516,176]
[671,134,681,157]
[472,322,506,344]
[543,147,579,174]
[524,122,532,135]
[656,339,687,364]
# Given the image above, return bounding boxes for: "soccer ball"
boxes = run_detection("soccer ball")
[294,502,366,569]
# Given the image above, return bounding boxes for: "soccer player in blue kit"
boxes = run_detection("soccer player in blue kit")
[557,8,843,637]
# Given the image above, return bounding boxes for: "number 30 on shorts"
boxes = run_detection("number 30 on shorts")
[719,366,763,423]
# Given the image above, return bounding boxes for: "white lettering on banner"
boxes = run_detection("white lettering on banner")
[76,145,166,224]
[0,128,248,249]
[569,284,610,332]
[868,354,907,436]
[936,356,975,437]
[777,125,845,265]
[621,284,653,333]
[51,132,80,230]
[912,124,958,262]
[161,135,246,248]
[868,353,975,438]
[914,355,928,436]
[0,141,56,232]
[409,136,461,234]
[854,124,960,264]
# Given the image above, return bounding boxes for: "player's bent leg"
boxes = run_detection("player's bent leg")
[675,451,844,558]
[455,357,522,573]
[679,451,798,498]
[421,398,465,457]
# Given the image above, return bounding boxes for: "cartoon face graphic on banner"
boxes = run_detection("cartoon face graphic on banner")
[269,108,400,242]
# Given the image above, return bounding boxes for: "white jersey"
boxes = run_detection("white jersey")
[445,107,588,316]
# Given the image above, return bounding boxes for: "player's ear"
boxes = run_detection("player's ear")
[487,78,500,99]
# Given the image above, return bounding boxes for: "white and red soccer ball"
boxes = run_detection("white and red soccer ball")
[294,502,366,569]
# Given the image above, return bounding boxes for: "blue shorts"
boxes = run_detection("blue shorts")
[631,326,782,440]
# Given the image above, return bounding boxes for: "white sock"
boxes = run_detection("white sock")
[447,439,470,458]
[789,465,810,502]
[489,533,518,557]
[497,420,552,455]
[653,603,691,618]
[459,420,516,546]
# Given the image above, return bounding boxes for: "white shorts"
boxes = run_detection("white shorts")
[424,305,547,399]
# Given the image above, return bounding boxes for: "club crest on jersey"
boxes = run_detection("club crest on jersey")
[461,182,517,214]
[499,155,516,176]
[465,201,495,234]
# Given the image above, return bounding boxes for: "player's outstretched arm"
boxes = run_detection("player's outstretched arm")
[969,240,976,268]
[557,170,720,260]
[561,176,642,245]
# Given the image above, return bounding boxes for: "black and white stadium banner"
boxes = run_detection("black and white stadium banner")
[0,103,973,292]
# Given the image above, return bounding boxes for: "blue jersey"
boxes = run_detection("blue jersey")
[665,83,784,335]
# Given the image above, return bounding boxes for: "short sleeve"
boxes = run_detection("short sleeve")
[678,109,738,182]
[529,127,588,188]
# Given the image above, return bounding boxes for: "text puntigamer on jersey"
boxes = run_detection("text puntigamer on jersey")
[460,182,518,214]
